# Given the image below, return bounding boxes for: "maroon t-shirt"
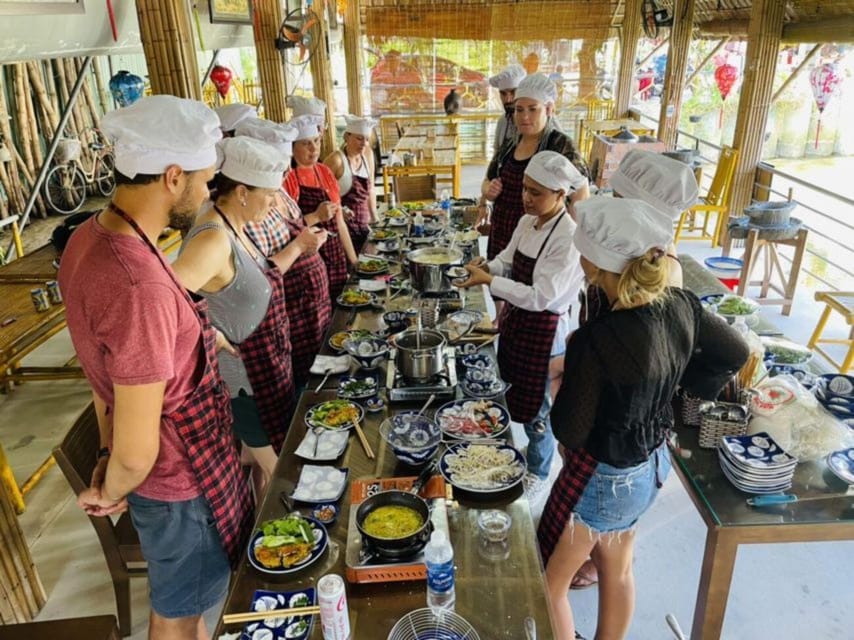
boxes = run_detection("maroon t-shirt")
[59,216,202,501]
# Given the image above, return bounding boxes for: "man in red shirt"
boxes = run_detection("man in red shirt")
[59,95,252,640]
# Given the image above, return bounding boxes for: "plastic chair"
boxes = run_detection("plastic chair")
[53,404,147,637]
[674,146,739,248]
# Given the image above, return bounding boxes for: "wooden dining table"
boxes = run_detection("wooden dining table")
[215,227,556,639]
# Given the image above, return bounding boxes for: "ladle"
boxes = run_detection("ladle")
[416,393,436,417]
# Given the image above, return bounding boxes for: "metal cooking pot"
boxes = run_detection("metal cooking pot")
[406,247,464,293]
[391,328,446,383]
[355,490,433,556]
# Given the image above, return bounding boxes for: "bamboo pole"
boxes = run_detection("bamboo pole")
[93,57,109,114]
[253,0,289,121]
[12,66,35,179]
[686,39,729,86]
[26,62,58,140]
[770,44,820,104]
[344,0,365,116]
[137,0,201,99]
[309,0,337,156]
[76,57,101,126]
[0,72,25,215]
[614,0,642,117]
[727,0,785,229]
[657,0,695,146]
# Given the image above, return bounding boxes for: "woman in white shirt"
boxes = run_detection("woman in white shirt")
[457,151,588,491]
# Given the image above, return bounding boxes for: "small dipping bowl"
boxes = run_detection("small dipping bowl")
[478,509,512,543]
[462,353,493,369]
[311,503,339,525]
[465,367,497,384]
[365,396,386,413]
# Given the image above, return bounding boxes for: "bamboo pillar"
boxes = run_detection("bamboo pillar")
[614,0,643,117]
[136,0,201,99]
[344,0,365,116]
[728,0,785,224]
[657,0,695,147]
[253,0,289,122]
[578,39,602,102]
[309,0,337,156]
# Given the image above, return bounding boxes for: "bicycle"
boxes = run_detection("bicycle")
[43,130,115,215]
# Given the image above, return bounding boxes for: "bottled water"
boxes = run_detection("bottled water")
[412,211,425,237]
[425,529,455,612]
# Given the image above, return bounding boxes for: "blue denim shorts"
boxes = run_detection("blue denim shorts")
[128,493,230,618]
[573,444,671,534]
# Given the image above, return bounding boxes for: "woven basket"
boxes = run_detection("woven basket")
[681,394,704,426]
[698,401,750,448]
[55,139,81,163]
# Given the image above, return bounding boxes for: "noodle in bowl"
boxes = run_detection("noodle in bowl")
[439,442,526,493]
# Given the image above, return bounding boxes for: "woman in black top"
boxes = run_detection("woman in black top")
[538,197,748,640]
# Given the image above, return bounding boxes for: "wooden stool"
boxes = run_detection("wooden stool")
[736,228,808,316]
[0,615,120,639]
[807,291,854,373]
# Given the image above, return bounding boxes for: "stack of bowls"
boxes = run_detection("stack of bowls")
[460,353,508,399]
[814,374,854,428]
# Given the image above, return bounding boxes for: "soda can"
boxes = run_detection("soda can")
[317,573,350,639]
[30,288,51,313]
[46,280,63,304]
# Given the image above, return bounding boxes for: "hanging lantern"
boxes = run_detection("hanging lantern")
[210,65,233,98]
[714,63,738,129]
[809,62,841,150]
[108,71,144,108]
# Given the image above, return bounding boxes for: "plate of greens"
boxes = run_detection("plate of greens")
[762,336,813,365]
[247,515,327,576]
[305,399,364,430]
[336,289,376,308]
[328,329,374,352]
[355,258,389,276]
[700,294,760,324]
[337,374,379,400]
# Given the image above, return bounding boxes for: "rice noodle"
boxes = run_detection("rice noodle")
[444,445,524,490]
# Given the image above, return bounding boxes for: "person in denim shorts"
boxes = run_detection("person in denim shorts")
[537,197,749,640]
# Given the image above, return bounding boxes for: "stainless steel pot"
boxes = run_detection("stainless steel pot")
[405,247,464,293]
[391,329,446,382]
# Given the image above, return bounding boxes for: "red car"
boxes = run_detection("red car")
[369,52,489,114]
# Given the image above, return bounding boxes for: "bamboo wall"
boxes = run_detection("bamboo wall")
[135,0,201,99]
[254,0,289,123]
[0,58,105,220]
[657,0,696,147]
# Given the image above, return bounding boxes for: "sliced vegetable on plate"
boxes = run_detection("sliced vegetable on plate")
[305,399,364,430]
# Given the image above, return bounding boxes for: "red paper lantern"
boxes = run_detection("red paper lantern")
[714,63,738,129]
[809,63,842,150]
[210,65,233,98]
[714,63,738,101]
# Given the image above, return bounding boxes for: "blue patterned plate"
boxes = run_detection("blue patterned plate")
[720,432,798,470]
[435,399,510,440]
[247,518,328,576]
[826,448,854,485]
[241,588,316,640]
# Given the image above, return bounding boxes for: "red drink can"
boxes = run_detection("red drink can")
[318,573,350,639]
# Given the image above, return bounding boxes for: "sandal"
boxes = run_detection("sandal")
[569,560,598,590]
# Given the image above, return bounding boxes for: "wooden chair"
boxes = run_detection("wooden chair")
[807,291,854,373]
[52,404,147,637]
[0,215,25,265]
[586,98,614,121]
[0,615,120,640]
[394,173,437,204]
[674,146,739,248]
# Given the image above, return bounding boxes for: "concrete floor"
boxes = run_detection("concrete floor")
[2,166,852,638]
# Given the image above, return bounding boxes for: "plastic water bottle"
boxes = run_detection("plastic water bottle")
[732,316,749,337]
[440,189,452,215]
[413,210,425,237]
[425,529,455,612]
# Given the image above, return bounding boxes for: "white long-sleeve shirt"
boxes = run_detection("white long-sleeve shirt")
[487,210,584,355]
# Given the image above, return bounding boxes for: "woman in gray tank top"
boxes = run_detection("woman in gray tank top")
[173,137,296,500]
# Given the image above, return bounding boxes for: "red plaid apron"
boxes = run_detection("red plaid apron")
[496,214,565,423]
[280,213,332,386]
[214,207,296,453]
[108,204,252,567]
[296,168,349,302]
[487,154,531,260]
[536,448,598,567]
[342,173,372,254]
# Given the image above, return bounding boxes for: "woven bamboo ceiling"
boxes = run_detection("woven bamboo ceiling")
[359,0,854,41]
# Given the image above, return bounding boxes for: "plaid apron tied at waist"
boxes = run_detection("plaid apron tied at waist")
[487,154,531,260]
[342,173,372,254]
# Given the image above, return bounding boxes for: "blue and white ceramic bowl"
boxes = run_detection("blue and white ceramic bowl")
[826,448,854,485]
[379,412,441,466]
[464,367,497,384]
[343,337,390,370]
[461,378,509,400]
[816,374,854,401]
[461,353,494,369]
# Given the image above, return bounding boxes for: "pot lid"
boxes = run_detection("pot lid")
[610,126,639,142]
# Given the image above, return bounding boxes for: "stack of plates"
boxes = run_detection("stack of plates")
[718,432,797,494]
[813,374,854,429]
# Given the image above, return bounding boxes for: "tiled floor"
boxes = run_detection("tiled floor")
[3,165,852,638]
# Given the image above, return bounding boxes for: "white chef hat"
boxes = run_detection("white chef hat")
[609,150,699,219]
[290,114,325,141]
[214,103,256,132]
[235,118,299,158]
[524,151,586,193]
[101,95,221,179]
[344,114,376,137]
[217,137,288,190]
[573,197,674,274]
[287,95,326,117]
[514,73,557,105]
[488,64,526,90]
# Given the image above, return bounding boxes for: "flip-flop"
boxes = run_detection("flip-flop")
[569,565,599,591]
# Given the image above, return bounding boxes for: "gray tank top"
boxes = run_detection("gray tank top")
[182,221,272,397]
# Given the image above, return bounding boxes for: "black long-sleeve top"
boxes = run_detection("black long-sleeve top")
[551,288,750,467]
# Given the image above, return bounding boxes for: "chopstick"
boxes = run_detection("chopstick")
[222,605,321,625]
[352,417,375,459]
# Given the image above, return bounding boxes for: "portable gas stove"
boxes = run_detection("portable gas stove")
[413,289,463,314]
[386,346,458,402]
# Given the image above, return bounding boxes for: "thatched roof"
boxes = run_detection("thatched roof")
[359,0,854,42]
